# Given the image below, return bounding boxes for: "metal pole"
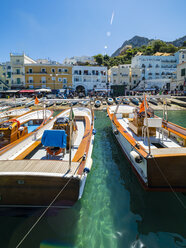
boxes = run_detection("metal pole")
[69,105,73,171]
[144,93,151,155]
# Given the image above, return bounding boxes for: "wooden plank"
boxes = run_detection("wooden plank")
[0,160,80,175]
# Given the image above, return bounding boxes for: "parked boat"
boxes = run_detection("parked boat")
[62,101,67,106]
[0,109,52,150]
[149,98,158,105]
[130,98,139,106]
[107,98,114,105]
[0,108,31,120]
[107,97,186,191]
[123,98,130,105]
[0,107,94,208]
[115,97,120,104]
[25,100,35,107]
[94,100,101,108]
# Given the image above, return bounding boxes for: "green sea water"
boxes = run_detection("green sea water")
[0,110,186,248]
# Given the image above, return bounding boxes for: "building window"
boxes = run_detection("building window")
[51,68,55,73]
[17,78,21,84]
[58,78,62,82]
[29,77,33,83]
[16,59,20,63]
[64,69,68,73]
[41,68,46,73]
[16,69,20,74]
[181,68,185,77]
[41,77,46,83]
[63,78,67,83]
[58,68,62,73]
[28,68,33,73]
[52,77,56,81]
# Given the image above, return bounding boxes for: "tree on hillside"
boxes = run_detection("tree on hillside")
[94,54,103,66]
[183,41,186,47]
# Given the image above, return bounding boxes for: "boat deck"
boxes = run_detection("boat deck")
[27,120,85,161]
[119,118,182,151]
[0,160,80,177]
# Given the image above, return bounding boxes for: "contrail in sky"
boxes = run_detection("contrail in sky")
[110,11,114,25]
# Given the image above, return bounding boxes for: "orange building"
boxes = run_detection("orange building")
[25,64,72,90]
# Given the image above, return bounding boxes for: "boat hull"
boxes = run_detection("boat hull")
[110,116,186,192]
[0,175,80,207]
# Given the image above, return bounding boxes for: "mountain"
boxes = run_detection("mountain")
[111,35,186,57]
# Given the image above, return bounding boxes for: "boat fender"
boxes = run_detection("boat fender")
[94,116,96,120]
[83,167,90,174]
[92,129,96,135]
[130,151,143,163]
[114,129,119,135]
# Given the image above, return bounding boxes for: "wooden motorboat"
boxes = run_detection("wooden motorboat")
[0,109,52,150]
[107,96,186,192]
[0,107,94,208]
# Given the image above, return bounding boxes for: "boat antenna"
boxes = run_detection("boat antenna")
[144,93,151,155]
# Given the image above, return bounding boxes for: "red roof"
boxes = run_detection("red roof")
[19,90,35,93]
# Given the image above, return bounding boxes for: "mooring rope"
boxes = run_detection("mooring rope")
[16,162,81,248]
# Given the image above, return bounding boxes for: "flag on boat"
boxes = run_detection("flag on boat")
[35,96,39,105]
[139,96,148,113]
[69,107,74,121]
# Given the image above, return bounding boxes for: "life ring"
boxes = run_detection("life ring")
[9,119,21,128]
[46,147,62,156]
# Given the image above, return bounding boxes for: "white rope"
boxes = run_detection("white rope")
[16,164,81,248]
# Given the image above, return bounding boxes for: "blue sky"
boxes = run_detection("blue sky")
[0,0,186,62]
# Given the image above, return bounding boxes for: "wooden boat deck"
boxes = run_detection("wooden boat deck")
[0,160,80,177]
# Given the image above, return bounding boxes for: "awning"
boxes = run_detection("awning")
[0,90,19,93]
[19,90,35,93]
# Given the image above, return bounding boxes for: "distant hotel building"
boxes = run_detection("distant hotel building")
[72,65,107,93]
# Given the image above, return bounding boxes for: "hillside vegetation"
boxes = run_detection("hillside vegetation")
[94,40,186,68]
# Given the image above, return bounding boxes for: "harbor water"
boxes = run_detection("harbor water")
[0,110,186,248]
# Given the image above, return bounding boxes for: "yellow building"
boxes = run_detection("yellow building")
[25,64,72,90]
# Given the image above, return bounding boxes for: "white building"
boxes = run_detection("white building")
[131,53,179,90]
[63,56,97,65]
[178,49,186,64]
[10,53,36,89]
[72,66,107,93]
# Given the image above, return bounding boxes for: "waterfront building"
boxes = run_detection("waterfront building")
[72,65,107,93]
[25,64,72,90]
[10,53,36,89]
[63,56,97,65]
